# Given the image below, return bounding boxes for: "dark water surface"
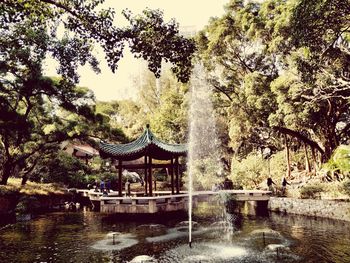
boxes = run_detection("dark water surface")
[0,203,350,263]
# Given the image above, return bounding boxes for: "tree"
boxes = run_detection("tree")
[99,67,189,143]
[267,0,350,160]
[0,0,196,185]
[197,0,350,165]
[147,71,189,143]
[196,0,280,158]
[231,153,267,188]
[31,151,91,188]
[112,100,147,139]
[2,0,195,83]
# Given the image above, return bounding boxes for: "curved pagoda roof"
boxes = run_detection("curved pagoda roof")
[99,125,187,161]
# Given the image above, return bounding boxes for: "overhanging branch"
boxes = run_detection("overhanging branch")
[273,126,325,155]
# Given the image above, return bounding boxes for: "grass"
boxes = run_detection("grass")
[0,178,65,196]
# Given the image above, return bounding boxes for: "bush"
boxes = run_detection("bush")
[31,151,91,188]
[231,153,267,188]
[323,145,350,177]
[300,184,324,199]
[15,196,41,214]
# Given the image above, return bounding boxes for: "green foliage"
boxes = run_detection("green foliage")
[196,0,350,163]
[196,0,280,157]
[85,171,117,186]
[186,157,226,190]
[1,0,194,83]
[272,0,350,159]
[15,196,40,214]
[268,151,288,180]
[231,149,309,189]
[1,178,63,196]
[323,145,350,175]
[0,0,195,185]
[113,68,189,143]
[123,8,196,82]
[231,153,267,188]
[149,73,189,143]
[299,184,324,199]
[31,151,90,188]
[112,99,148,139]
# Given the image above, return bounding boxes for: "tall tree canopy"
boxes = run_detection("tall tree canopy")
[1,0,195,83]
[196,0,350,162]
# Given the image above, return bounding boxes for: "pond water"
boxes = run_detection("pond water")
[0,203,350,263]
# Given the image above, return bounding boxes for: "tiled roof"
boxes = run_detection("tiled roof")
[99,126,187,160]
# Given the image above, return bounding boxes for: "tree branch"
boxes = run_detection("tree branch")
[211,82,233,102]
[273,126,325,154]
[40,0,79,18]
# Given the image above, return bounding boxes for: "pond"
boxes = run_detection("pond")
[0,203,350,263]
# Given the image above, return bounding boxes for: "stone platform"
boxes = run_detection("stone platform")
[77,189,271,214]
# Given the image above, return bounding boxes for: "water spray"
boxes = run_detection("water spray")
[112,233,117,245]
[263,232,266,245]
[187,64,221,251]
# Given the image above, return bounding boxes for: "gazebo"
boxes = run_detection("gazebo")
[99,124,187,197]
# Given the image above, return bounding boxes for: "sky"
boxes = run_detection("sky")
[45,0,229,101]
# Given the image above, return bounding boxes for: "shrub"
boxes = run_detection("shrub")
[231,153,267,188]
[15,196,41,214]
[323,145,350,177]
[300,184,324,199]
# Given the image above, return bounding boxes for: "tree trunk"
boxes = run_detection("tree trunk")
[323,139,337,162]
[322,99,339,162]
[304,143,311,173]
[0,162,13,185]
[0,176,8,185]
[274,126,324,155]
[311,147,318,176]
[318,151,323,169]
[21,175,28,185]
[284,134,291,179]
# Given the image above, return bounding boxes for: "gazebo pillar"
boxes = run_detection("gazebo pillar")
[144,155,148,195]
[118,159,122,197]
[171,158,174,194]
[175,157,179,194]
[148,156,153,196]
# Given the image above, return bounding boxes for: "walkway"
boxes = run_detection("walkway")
[77,189,271,214]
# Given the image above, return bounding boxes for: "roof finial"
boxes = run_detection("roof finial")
[146,124,150,129]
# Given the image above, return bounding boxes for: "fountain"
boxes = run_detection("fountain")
[1,67,349,263]
[91,232,138,251]
[187,64,225,247]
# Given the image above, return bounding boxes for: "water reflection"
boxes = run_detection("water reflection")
[0,204,349,262]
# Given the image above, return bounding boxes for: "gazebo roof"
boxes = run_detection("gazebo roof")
[99,125,187,161]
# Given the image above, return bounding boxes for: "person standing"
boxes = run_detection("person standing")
[100,179,105,192]
[125,180,130,196]
[281,177,290,196]
[267,177,276,194]
[105,180,111,192]
[94,180,99,192]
